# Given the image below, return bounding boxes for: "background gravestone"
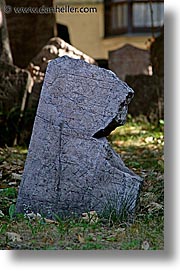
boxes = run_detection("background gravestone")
[125,74,164,124]
[124,31,164,124]
[0,1,31,146]
[108,44,151,81]
[16,56,143,219]
[0,61,31,146]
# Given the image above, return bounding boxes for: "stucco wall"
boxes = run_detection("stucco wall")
[55,0,150,59]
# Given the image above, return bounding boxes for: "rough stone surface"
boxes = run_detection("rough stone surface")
[19,37,96,145]
[16,56,142,219]
[27,36,96,101]
[108,44,151,81]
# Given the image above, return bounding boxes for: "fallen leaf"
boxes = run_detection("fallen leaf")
[24,212,58,224]
[77,234,85,244]
[44,218,58,224]
[88,233,97,241]
[82,211,98,224]
[0,210,4,217]
[24,212,42,220]
[116,227,126,232]
[24,212,37,220]
[11,173,22,180]
[105,235,117,242]
[148,202,163,213]
[112,140,122,147]
[158,159,164,168]
[6,232,23,242]
[8,182,17,186]
[141,240,150,250]
[41,236,54,244]
[145,136,154,143]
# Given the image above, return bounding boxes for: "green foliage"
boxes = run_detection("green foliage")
[0,188,17,216]
[8,204,16,220]
[120,239,140,250]
[0,224,8,234]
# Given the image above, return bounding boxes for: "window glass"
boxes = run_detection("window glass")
[133,3,164,27]
[105,0,164,36]
[112,4,128,29]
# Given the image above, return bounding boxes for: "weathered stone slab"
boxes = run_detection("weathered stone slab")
[0,61,30,110]
[108,44,151,80]
[16,56,142,219]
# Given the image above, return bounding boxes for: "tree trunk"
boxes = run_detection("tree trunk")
[0,0,13,63]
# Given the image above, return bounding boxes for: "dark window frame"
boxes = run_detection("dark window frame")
[104,0,164,37]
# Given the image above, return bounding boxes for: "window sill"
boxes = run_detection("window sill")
[103,31,161,40]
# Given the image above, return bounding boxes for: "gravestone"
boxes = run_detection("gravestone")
[0,61,31,146]
[108,44,151,81]
[27,37,96,85]
[0,1,32,146]
[16,56,142,219]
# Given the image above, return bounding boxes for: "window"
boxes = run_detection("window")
[104,0,164,36]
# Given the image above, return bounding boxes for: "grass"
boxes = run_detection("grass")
[0,116,164,250]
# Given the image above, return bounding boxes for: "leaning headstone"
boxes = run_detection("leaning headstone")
[108,44,151,80]
[0,61,31,146]
[16,56,142,219]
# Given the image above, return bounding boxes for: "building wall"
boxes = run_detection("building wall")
[55,0,150,59]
